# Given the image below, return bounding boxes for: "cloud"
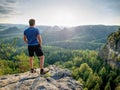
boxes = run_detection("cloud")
[0,6,13,14]
[107,0,120,15]
[5,0,16,3]
[0,0,120,25]
[95,0,120,15]
[0,0,17,18]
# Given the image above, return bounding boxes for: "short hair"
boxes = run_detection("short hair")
[29,19,35,26]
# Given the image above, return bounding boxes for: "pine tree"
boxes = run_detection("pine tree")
[93,83,100,90]
[105,82,111,90]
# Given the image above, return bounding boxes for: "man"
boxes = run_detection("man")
[23,19,48,74]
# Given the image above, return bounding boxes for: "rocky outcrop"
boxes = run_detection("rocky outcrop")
[99,28,120,69]
[0,65,82,90]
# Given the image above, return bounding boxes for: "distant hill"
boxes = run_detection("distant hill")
[0,24,120,50]
[0,27,21,34]
[42,25,120,50]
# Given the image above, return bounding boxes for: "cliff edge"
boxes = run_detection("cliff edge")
[99,28,120,69]
[0,65,82,90]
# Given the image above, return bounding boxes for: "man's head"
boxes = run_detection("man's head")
[29,19,35,26]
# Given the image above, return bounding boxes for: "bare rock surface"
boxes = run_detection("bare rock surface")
[0,65,82,90]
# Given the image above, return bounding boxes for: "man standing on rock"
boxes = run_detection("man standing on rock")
[23,19,48,74]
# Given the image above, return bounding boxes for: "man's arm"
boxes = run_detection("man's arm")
[37,35,42,47]
[23,35,28,44]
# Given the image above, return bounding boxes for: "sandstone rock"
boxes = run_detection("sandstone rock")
[99,28,120,69]
[0,65,82,90]
[51,69,71,80]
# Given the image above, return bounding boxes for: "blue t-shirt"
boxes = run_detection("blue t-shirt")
[24,27,40,46]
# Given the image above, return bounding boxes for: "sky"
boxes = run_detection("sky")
[0,0,120,26]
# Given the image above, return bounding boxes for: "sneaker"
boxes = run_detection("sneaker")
[30,68,36,73]
[40,69,49,75]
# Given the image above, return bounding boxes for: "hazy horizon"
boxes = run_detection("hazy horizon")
[0,0,120,26]
[0,22,120,27]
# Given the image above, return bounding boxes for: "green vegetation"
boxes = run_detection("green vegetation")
[0,25,120,89]
[0,42,119,90]
[0,24,120,50]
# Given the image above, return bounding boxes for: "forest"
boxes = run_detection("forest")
[0,42,120,90]
[0,24,120,90]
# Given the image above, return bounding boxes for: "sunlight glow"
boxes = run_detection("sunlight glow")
[1,0,119,26]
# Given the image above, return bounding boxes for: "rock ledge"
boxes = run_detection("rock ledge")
[0,65,82,90]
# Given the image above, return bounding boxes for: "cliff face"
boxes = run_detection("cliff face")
[0,65,82,90]
[99,28,120,68]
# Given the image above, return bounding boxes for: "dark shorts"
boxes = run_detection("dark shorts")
[28,44,44,57]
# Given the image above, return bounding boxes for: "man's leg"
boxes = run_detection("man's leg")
[39,55,45,69]
[39,55,49,74]
[29,56,34,69]
[35,45,48,74]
